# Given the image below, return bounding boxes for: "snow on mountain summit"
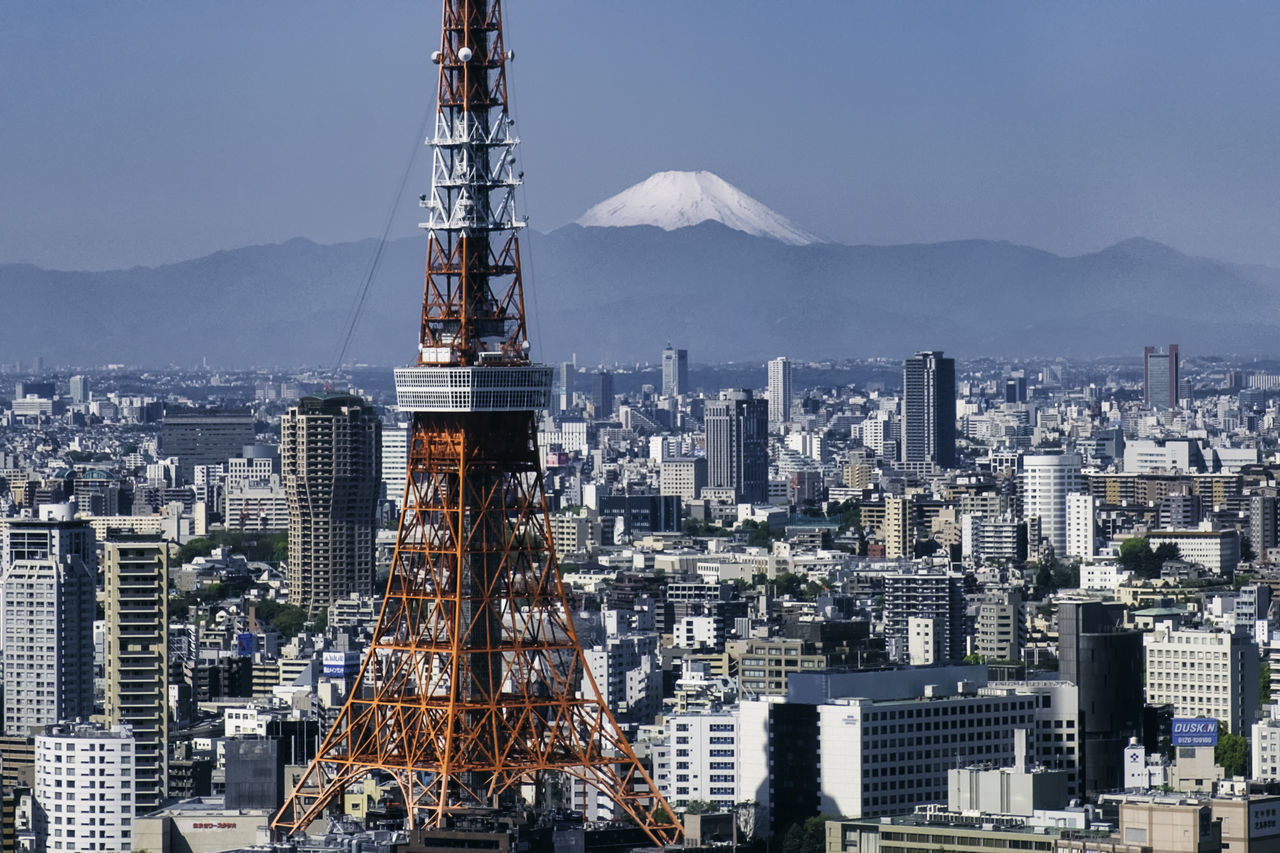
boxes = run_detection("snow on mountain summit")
[575,171,819,246]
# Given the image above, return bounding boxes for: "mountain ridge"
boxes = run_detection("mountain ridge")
[3,227,1277,366]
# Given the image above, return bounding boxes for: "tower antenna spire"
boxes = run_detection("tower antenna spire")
[273,2,680,845]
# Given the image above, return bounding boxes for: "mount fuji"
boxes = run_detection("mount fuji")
[575,170,820,246]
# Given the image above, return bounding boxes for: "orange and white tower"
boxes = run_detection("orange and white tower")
[272,2,679,844]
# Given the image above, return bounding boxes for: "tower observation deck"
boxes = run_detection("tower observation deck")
[272,1,680,845]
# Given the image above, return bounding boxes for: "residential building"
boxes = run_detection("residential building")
[767,356,792,430]
[103,536,169,812]
[0,514,95,736]
[883,570,968,664]
[34,723,137,853]
[1065,492,1097,560]
[281,392,381,615]
[901,350,956,469]
[1022,453,1082,558]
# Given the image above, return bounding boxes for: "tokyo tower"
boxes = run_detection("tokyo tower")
[272,1,680,846]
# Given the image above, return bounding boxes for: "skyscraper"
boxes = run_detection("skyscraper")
[69,374,90,404]
[661,344,689,397]
[1144,344,1179,409]
[592,370,615,418]
[900,350,956,468]
[767,356,792,429]
[103,535,168,812]
[0,513,96,736]
[281,392,381,616]
[560,361,576,409]
[704,390,768,504]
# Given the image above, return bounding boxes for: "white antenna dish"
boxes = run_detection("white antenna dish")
[457,47,473,62]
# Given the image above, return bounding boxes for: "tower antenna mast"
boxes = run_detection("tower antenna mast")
[273,2,680,844]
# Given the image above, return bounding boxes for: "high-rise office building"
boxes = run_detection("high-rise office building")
[1003,371,1027,404]
[159,411,256,485]
[661,344,689,397]
[592,371,615,418]
[704,390,768,504]
[767,356,792,429]
[901,351,956,469]
[0,514,96,736]
[281,393,381,616]
[1144,344,1179,409]
[69,375,90,404]
[1022,452,1082,558]
[560,361,576,408]
[103,536,168,812]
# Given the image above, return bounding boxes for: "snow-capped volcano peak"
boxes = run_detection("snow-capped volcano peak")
[576,170,819,246]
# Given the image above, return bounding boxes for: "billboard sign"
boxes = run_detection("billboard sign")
[1171,718,1218,747]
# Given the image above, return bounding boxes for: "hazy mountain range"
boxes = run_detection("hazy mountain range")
[3,171,1278,368]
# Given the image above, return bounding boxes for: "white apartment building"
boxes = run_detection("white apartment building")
[1252,708,1280,782]
[1022,453,1081,557]
[1145,626,1259,734]
[34,723,137,853]
[654,710,740,811]
[1,517,96,736]
[1065,492,1097,559]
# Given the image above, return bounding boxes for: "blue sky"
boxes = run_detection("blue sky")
[4,2,1280,269]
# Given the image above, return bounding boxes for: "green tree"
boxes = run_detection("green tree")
[1242,536,1257,563]
[773,572,804,598]
[683,799,716,815]
[1262,662,1273,708]
[1118,537,1180,579]
[1216,727,1250,777]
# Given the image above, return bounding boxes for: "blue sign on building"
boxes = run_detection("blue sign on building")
[1171,718,1218,747]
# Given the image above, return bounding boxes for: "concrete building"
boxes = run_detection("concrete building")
[380,422,408,510]
[704,390,768,504]
[0,514,95,736]
[767,356,792,430]
[581,611,661,732]
[901,350,956,469]
[1022,453,1082,558]
[883,495,914,560]
[738,667,1041,833]
[34,723,137,853]
[883,570,968,663]
[159,411,256,485]
[974,589,1025,661]
[1148,529,1241,575]
[1065,492,1097,559]
[654,709,741,811]
[1145,626,1259,735]
[281,393,381,615]
[660,456,707,503]
[103,536,169,812]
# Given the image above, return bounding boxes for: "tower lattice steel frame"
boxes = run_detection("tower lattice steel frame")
[272,1,680,844]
